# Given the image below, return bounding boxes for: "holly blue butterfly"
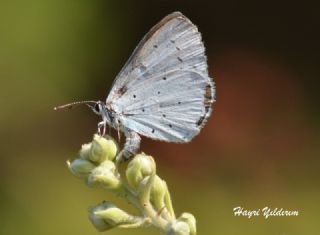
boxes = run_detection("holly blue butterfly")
[55,12,215,162]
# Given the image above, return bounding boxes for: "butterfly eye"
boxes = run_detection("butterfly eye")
[94,103,100,113]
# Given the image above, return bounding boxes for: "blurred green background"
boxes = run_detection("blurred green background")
[1,0,319,234]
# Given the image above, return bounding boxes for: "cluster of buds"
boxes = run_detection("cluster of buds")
[68,134,196,235]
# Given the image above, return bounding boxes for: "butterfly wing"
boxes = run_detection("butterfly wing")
[107,12,215,142]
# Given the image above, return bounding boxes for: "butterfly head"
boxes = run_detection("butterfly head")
[87,101,104,115]
[86,101,112,125]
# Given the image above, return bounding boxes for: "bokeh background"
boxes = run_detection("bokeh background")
[1,0,319,234]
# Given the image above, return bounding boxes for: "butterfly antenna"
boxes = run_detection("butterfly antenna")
[54,101,97,111]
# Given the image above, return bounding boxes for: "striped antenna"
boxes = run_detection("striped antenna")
[54,100,97,110]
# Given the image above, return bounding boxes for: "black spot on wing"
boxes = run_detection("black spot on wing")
[197,116,205,126]
[205,84,213,100]
[140,64,147,73]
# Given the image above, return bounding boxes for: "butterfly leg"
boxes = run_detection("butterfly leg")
[115,130,141,165]
[97,121,107,136]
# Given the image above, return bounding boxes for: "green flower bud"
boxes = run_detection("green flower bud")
[139,175,167,211]
[90,135,117,163]
[89,201,144,231]
[79,143,92,160]
[126,154,156,189]
[67,159,95,178]
[166,220,190,235]
[88,201,117,231]
[87,160,121,191]
[178,213,196,235]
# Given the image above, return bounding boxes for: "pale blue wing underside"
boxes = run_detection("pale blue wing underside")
[118,70,213,142]
[107,12,215,142]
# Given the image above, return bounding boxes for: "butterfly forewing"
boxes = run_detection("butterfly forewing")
[107,12,215,142]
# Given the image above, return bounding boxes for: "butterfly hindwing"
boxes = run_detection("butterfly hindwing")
[118,70,213,142]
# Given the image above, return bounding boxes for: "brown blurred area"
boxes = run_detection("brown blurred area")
[0,1,319,235]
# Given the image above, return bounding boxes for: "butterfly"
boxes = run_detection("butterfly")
[55,12,215,162]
